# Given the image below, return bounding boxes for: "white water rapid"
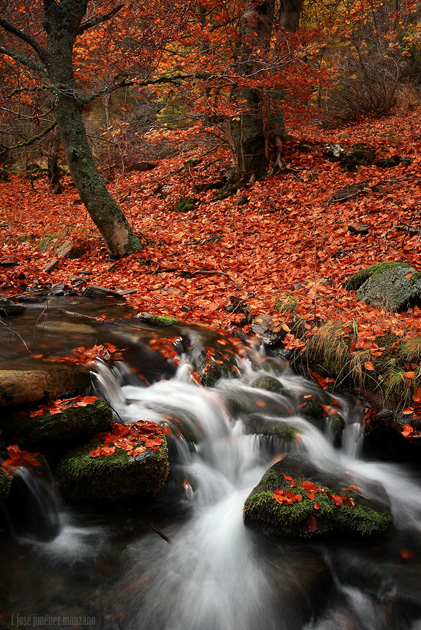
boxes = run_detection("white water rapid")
[90,355,421,630]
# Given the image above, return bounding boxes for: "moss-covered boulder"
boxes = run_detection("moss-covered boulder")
[244,455,393,539]
[56,423,169,503]
[356,265,421,312]
[0,366,90,408]
[0,399,113,456]
[345,262,413,291]
[251,375,284,393]
[0,471,11,503]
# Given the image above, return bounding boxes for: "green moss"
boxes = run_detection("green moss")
[258,358,285,376]
[244,470,393,539]
[148,315,180,327]
[251,375,284,393]
[299,396,324,419]
[345,262,412,291]
[174,197,196,213]
[0,471,11,503]
[328,412,346,432]
[243,416,298,441]
[56,438,169,504]
[225,397,250,417]
[1,400,113,456]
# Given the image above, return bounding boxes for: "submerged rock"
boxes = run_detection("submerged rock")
[244,454,393,539]
[0,399,113,456]
[56,426,169,503]
[251,375,284,393]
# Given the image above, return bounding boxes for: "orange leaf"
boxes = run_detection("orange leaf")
[364,361,375,371]
[403,408,414,415]
[402,423,414,437]
[404,372,415,379]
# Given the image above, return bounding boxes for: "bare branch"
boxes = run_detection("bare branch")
[79,3,124,33]
[0,45,47,74]
[1,120,57,151]
[0,18,47,64]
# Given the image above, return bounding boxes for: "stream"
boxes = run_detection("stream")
[1,298,421,630]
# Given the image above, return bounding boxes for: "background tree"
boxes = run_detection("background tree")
[0,0,143,258]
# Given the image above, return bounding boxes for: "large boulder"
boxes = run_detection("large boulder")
[244,454,393,539]
[0,366,90,408]
[0,399,113,456]
[346,262,421,312]
[56,422,169,503]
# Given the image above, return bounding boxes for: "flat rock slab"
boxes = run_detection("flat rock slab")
[0,367,90,407]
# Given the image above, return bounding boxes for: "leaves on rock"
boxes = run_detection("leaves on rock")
[89,421,165,458]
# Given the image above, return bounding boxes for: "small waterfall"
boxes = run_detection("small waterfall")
[89,352,421,630]
[5,464,61,542]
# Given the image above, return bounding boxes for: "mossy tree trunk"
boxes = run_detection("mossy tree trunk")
[0,0,142,259]
[229,0,303,180]
[230,0,276,180]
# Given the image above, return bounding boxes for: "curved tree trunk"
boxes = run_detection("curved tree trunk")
[43,0,141,259]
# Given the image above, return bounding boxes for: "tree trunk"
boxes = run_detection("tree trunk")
[47,129,63,195]
[280,0,303,33]
[43,0,141,259]
[230,0,276,179]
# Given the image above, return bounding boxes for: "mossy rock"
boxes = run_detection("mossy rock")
[340,146,376,172]
[137,313,180,327]
[0,400,113,456]
[0,366,91,408]
[356,265,421,312]
[242,414,298,442]
[251,375,284,393]
[328,412,346,433]
[298,395,324,419]
[224,396,251,417]
[345,262,413,292]
[0,471,11,503]
[257,357,286,376]
[174,196,196,213]
[189,332,238,387]
[56,437,169,504]
[244,455,393,539]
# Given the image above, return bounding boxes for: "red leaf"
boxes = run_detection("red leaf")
[402,424,414,437]
[331,494,343,506]
[314,502,320,510]
[345,497,356,508]
[307,515,318,533]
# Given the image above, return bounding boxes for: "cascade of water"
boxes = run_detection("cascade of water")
[91,354,421,630]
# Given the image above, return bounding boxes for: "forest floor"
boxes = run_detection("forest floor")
[1,103,420,410]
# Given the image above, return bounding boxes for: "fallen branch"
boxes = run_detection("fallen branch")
[151,522,173,544]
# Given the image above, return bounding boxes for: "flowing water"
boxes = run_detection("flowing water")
[1,300,421,630]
